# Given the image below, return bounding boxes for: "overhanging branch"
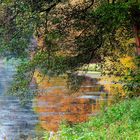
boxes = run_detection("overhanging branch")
[40,0,61,13]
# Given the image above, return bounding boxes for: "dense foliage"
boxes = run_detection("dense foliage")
[123,56,140,97]
[44,97,140,140]
[0,0,140,99]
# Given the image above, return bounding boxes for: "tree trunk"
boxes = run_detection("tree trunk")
[134,24,140,56]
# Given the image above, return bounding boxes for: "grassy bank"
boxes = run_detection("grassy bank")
[44,97,140,140]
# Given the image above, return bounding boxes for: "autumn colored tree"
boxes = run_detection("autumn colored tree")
[0,0,140,99]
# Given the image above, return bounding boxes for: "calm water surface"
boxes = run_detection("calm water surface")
[0,59,110,139]
[0,59,41,140]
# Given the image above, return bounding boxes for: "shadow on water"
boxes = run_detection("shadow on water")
[0,59,41,140]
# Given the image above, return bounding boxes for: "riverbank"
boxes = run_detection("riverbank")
[44,97,140,140]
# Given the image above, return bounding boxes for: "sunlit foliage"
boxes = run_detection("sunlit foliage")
[0,0,140,99]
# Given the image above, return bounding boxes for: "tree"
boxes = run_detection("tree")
[0,0,140,100]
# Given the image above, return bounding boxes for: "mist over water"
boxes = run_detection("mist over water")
[0,58,39,140]
[0,58,109,139]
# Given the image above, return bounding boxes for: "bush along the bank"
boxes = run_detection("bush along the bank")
[44,97,140,140]
[100,55,140,102]
[122,56,140,97]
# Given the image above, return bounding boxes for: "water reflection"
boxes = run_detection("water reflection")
[0,59,40,140]
[0,58,111,139]
[34,71,109,132]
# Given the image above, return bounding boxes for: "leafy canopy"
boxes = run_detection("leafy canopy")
[0,0,140,100]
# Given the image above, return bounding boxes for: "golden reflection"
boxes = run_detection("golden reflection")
[33,71,107,132]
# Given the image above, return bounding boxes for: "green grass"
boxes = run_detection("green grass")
[44,97,140,140]
[80,64,101,72]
